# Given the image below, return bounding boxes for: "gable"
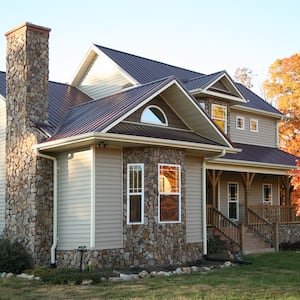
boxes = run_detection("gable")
[73,48,136,100]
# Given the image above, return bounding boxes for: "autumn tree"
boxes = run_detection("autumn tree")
[290,160,300,215]
[263,53,300,157]
[234,67,254,89]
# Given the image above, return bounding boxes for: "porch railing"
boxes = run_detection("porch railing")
[207,206,241,247]
[250,205,300,224]
[247,207,274,245]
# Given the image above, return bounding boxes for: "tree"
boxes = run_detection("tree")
[234,67,254,89]
[263,53,300,157]
[263,53,300,215]
[290,160,300,215]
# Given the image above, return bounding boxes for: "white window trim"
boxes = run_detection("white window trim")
[211,104,227,134]
[127,163,144,225]
[250,118,259,132]
[236,116,245,130]
[263,183,272,205]
[141,105,168,126]
[227,182,239,221]
[158,163,181,224]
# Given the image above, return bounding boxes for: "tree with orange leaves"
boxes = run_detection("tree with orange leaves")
[263,54,300,214]
[263,53,300,157]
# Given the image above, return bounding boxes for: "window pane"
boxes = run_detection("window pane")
[214,119,225,131]
[141,106,167,125]
[130,195,142,223]
[212,104,227,133]
[159,165,179,193]
[160,195,179,222]
[229,202,237,219]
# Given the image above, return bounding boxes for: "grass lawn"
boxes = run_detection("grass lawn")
[1,252,300,299]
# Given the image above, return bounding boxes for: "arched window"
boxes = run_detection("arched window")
[140,105,168,126]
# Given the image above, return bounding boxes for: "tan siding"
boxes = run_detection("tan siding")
[95,148,123,249]
[57,149,91,250]
[230,110,277,147]
[186,156,202,243]
[0,100,5,233]
[78,52,132,99]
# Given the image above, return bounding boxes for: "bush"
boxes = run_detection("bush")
[0,239,32,273]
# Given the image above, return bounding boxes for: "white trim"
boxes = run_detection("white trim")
[202,160,207,255]
[227,182,239,221]
[211,103,227,134]
[90,146,96,248]
[141,105,168,126]
[236,116,245,130]
[263,183,273,205]
[36,132,239,155]
[250,118,259,132]
[127,163,144,225]
[232,105,282,119]
[158,163,181,224]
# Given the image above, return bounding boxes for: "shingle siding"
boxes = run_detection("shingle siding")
[185,155,202,243]
[230,109,277,147]
[57,149,91,250]
[0,99,6,233]
[95,147,123,249]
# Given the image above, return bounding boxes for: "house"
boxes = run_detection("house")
[0,22,298,269]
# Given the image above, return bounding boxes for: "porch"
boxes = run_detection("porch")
[207,205,300,255]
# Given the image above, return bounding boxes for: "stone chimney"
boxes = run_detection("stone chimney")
[5,23,53,266]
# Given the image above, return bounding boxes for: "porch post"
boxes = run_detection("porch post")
[280,175,291,206]
[207,169,223,208]
[241,172,255,225]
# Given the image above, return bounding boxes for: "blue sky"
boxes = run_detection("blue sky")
[1,0,299,95]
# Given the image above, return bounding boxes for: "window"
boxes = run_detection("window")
[263,184,272,205]
[236,116,245,130]
[158,164,181,223]
[199,102,206,110]
[127,164,144,224]
[211,104,227,133]
[228,183,239,220]
[250,119,258,132]
[141,105,167,125]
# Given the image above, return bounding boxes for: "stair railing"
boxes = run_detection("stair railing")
[247,207,274,246]
[207,206,241,247]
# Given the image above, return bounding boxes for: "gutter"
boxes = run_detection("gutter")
[202,149,226,256]
[35,149,58,267]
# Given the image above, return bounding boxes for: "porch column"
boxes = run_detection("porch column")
[207,169,223,208]
[241,172,255,225]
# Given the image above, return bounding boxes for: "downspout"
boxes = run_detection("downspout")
[202,149,226,256]
[35,149,58,267]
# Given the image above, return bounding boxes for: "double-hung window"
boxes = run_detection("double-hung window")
[211,104,227,134]
[236,116,245,130]
[158,164,181,223]
[127,164,144,224]
[263,184,272,205]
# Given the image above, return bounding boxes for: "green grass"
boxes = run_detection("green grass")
[1,252,300,299]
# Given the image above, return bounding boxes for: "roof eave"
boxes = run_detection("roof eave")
[232,104,282,119]
[35,132,239,156]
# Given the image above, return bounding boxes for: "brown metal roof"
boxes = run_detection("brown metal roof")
[109,122,222,146]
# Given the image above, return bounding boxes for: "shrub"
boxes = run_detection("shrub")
[0,239,32,273]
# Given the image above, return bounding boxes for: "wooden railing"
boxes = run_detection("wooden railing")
[207,206,241,247]
[247,207,274,245]
[250,205,300,224]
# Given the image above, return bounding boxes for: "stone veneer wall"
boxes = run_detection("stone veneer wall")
[56,147,202,270]
[279,224,300,244]
[5,23,53,265]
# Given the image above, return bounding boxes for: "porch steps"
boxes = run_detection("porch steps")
[243,227,275,255]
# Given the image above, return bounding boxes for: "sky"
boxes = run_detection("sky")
[1,0,299,96]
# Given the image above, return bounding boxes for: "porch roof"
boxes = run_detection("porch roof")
[223,143,298,167]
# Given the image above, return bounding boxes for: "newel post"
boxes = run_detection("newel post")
[274,222,279,252]
[239,223,245,255]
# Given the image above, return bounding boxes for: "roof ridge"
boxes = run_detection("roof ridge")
[94,44,204,77]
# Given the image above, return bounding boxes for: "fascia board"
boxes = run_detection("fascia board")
[232,105,282,119]
[207,158,296,175]
[35,131,240,154]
